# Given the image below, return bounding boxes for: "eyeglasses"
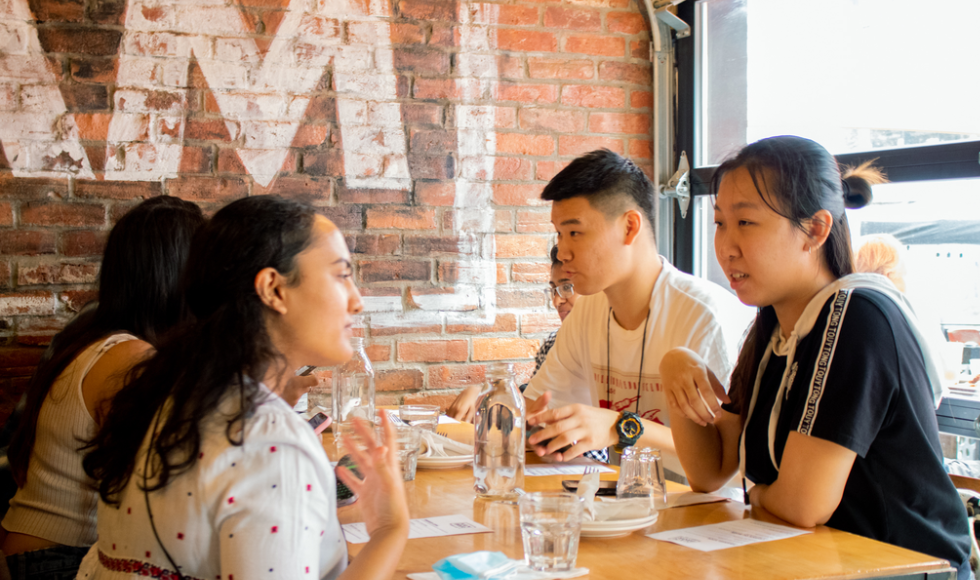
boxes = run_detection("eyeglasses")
[547,283,575,300]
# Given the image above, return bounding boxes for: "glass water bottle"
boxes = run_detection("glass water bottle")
[474,362,525,499]
[332,337,375,427]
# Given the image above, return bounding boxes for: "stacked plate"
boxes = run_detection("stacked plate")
[416,454,474,470]
[579,512,659,538]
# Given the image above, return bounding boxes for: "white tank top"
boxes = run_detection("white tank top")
[2,333,139,546]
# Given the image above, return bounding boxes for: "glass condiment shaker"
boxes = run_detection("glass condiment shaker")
[474,362,526,499]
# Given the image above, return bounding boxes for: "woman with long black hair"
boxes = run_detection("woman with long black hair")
[661,136,972,578]
[77,195,408,580]
[2,196,206,578]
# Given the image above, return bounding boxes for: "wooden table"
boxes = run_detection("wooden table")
[324,428,955,580]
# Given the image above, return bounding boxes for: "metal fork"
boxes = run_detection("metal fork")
[436,430,450,438]
[581,465,599,479]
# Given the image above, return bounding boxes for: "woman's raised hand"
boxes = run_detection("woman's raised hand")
[660,347,729,427]
[336,414,410,539]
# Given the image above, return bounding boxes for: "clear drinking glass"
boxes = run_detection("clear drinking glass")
[474,362,525,500]
[394,425,421,481]
[519,492,582,572]
[616,446,667,509]
[399,404,440,433]
[332,337,375,425]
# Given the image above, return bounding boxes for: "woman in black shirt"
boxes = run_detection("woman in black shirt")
[661,136,971,578]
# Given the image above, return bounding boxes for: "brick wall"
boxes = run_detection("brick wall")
[0,0,654,423]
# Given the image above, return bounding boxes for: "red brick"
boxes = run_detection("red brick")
[416,181,455,206]
[473,338,540,361]
[413,78,458,100]
[528,58,593,80]
[185,118,232,141]
[562,85,626,109]
[535,160,569,181]
[409,154,455,180]
[58,230,106,257]
[589,113,651,135]
[72,113,113,141]
[0,202,11,226]
[497,4,539,25]
[493,157,534,181]
[558,135,625,157]
[493,184,546,207]
[376,369,424,392]
[370,316,442,337]
[20,202,103,227]
[631,90,653,109]
[216,148,246,174]
[305,95,337,124]
[495,210,513,233]
[337,184,408,205]
[345,234,400,256]
[494,107,517,129]
[599,61,652,85]
[497,29,557,53]
[31,0,85,21]
[495,134,554,157]
[410,129,455,155]
[522,312,562,334]
[631,40,650,59]
[359,261,430,283]
[394,47,450,76]
[397,340,468,363]
[75,180,161,200]
[0,261,10,288]
[427,364,487,390]
[0,346,44,377]
[513,262,552,283]
[0,291,55,316]
[63,84,109,111]
[403,103,444,126]
[366,207,436,230]
[178,146,213,174]
[629,139,653,159]
[428,25,454,48]
[0,176,67,199]
[37,27,122,56]
[18,262,99,285]
[402,393,457,408]
[494,82,558,104]
[544,7,601,31]
[446,313,518,334]
[399,0,454,21]
[495,235,549,259]
[496,288,548,309]
[564,35,625,57]
[364,343,391,363]
[261,176,333,200]
[303,150,343,176]
[165,176,248,201]
[519,109,586,133]
[293,124,329,148]
[404,236,471,257]
[319,206,363,230]
[607,11,647,34]
[0,231,57,256]
[391,22,425,44]
[516,210,552,233]
[59,289,98,312]
[496,55,524,79]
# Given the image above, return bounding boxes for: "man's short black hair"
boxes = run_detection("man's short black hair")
[541,149,657,240]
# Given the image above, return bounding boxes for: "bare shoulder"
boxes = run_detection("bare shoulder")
[82,338,154,420]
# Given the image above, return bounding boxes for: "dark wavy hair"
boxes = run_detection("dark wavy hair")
[83,195,317,504]
[8,196,206,486]
[541,149,657,241]
[716,136,884,418]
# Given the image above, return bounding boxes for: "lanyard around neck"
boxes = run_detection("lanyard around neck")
[605,307,652,413]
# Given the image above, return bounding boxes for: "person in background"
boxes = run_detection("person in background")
[854,233,907,292]
[522,149,753,470]
[661,136,971,578]
[78,196,408,580]
[447,246,578,422]
[1,197,206,579]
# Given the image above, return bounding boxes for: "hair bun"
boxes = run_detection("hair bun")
[839,160,887,210]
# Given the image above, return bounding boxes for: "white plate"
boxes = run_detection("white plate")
[580,513,659,538]
[416,455,474,470]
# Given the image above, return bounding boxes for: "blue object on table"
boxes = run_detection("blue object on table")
[432,551,512,579]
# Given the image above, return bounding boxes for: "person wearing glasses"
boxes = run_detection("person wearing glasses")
[523,150,753,476]
[447,246,577,422]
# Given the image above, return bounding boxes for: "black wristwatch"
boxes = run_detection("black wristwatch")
[614,411,644,453]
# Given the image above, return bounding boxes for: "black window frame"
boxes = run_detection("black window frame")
[672,0,980,275]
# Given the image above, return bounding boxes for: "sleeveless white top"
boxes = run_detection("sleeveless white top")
[2,333,139,546]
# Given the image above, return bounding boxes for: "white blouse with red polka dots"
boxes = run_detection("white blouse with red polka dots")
[76,385,347,580]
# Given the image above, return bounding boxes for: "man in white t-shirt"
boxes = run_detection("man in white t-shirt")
[525,150,753,474]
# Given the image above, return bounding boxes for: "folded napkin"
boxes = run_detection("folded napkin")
[576,472,652,522]
[419,430,474,458]
[406,551,588,580]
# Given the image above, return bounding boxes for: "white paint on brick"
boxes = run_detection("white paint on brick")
[106,0,409,188]
[0,293,55,316]
[370,311,443,332]
[412,287,480,312]
[361,295,403,313]
[0,0,94,178]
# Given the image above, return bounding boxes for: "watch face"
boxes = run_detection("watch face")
[620,416,642,439]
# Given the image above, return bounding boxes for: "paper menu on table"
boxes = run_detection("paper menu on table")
[524,464,615,477]
[646,519,810,552]
[341,514,492,544]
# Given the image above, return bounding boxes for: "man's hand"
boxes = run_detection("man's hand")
[447,386,482,423]
[281,374,318,407]
[526,393,618,462]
